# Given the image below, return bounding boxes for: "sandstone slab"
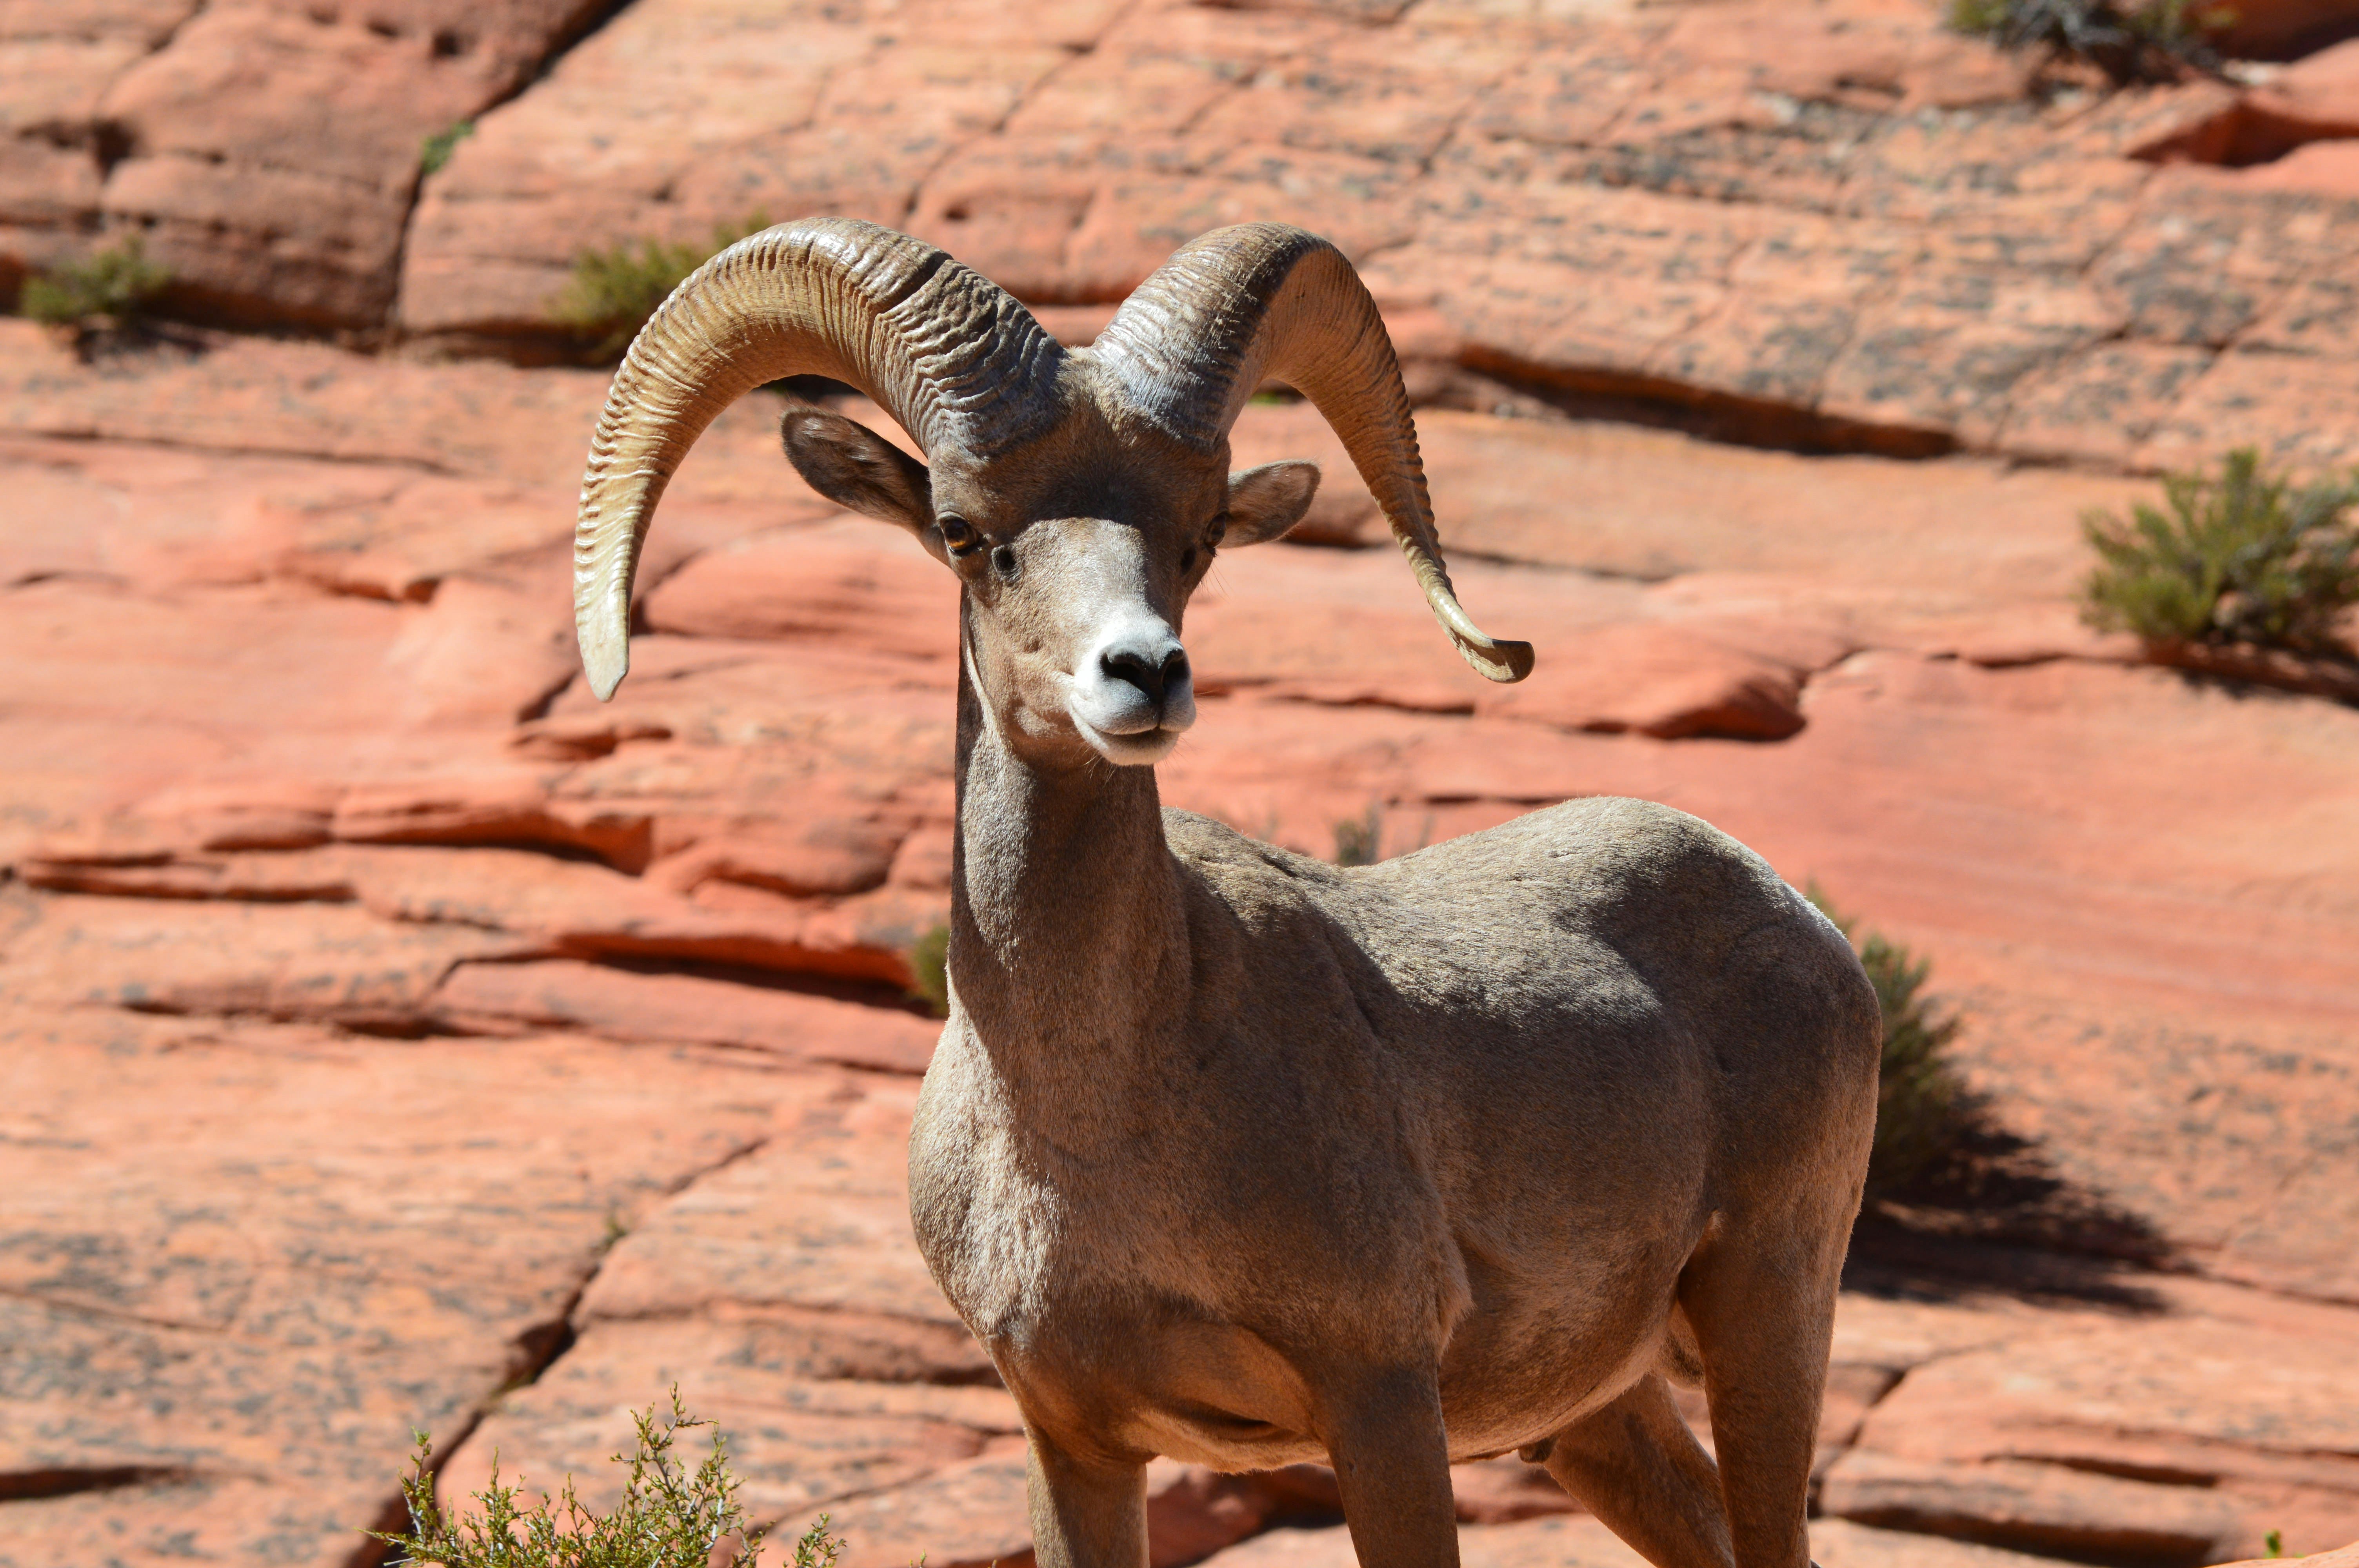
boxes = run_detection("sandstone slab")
[2214,1543,2359,1568]
[85,0,614,325]
[0,1010,786,1567]
[1197,1515,2082,1568]
[373,0,2359,468]
[0,318,800,503]
[1823,1281,2359,1563]
[433,957,942,1070]
[7,0,2359,470]
[575,1074,955,1330]
[433,1320,1014,1536]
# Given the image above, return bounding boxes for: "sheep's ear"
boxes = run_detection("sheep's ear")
[1223,461,1321,546]
[781,403,932,534]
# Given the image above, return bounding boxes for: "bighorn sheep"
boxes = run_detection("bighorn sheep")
[571,218,1880,1568]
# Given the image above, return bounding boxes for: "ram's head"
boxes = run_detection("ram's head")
[572,219,1530,769]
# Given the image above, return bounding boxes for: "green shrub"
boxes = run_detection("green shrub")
[907,923,950,1020]
[1947,0,2225,82]
[2081,448,2359,657]
[421,119,474,176]
[374,1390,824,1568]
[20,236,171,330]
[549,214,772,361]
[1330,804,1431,867]
[1808,887,1969,1198]
[1332,805,1383,867]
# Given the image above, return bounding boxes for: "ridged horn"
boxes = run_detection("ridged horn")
[572,217,1065,699]
[1088,223,1532,684]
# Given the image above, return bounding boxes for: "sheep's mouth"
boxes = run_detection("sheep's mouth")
[1077,717,1184,767]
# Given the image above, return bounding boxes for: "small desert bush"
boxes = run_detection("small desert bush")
[907,922,951,1019]
[2081,448,2359,657]
[1947,0,2224,81]
[1808,887,1968,1198]
[374,1390,826,1568]
[1330,804,1432,867]
[1332,805,1384,867]
[20,236,170,331]
[549,214,772,361]
[421,119,474,176]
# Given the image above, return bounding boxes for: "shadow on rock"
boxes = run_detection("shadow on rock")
[1847,1098,2175,1312]
[64,319,214,370]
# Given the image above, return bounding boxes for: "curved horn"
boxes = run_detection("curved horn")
[1088,223,1532,684]
[572,217,1065,699]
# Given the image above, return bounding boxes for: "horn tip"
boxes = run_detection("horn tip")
[581,623,629,702]
[1463,635,1534,684]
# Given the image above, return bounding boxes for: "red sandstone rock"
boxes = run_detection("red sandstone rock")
[433,957,942,1071]
[0,889,531,1028]
[2224,39,2359,154]
[817,1450,1038,1568]
[2211,0,2359,57]
[2230,137,2359,197]
[0,319,799,508]
[1199,1515,2079,1568]
[1822,1450,2250,1564]
[1810,1521,2103,1568]
[2214,1543,2359,1568]
[1475,621,1812,740]
[85,0,613,325]
[1448,1457,1582,1524]
[430,1317,1019,1536]
[0,1012,784,1565]
[8,0,2359,469]
[1824,1281,2359,1561]
[574,1077,959,1328]
[0,0,194,275]
[643,519,961,662]
[382,0,2359,467]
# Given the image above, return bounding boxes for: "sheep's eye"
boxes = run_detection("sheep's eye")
[939,515,979,554]
[1206,512,1229,548]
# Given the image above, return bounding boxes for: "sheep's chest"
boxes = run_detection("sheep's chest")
[907,1037,1467,1470]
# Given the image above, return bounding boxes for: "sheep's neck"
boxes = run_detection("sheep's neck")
[947,642,1189,1131]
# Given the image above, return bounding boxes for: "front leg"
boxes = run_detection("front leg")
[1323,1367,1461,1568]
[1027,1429,1147,1568]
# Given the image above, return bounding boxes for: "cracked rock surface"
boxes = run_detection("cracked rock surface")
[4,0,2359,465]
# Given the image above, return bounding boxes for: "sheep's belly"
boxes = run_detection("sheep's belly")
[1120,1406,1332,1473]
[1073,1312,1650,1475]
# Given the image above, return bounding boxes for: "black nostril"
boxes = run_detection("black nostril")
[1101,648,1165,704]
[1161,648,1188,688]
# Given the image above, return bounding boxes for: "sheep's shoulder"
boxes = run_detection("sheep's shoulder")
[1160,808,1346,909]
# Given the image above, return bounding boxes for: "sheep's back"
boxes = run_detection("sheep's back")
[1162,797,1878,1220]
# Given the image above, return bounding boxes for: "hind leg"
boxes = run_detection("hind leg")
[1539,1372,1734,1568]
[1676,1206,1850,1568]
